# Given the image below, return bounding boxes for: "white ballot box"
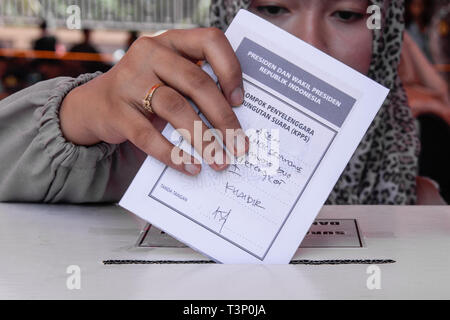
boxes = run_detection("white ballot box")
[1,204,449,299]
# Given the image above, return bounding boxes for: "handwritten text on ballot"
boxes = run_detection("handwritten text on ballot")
[149,79,336,259]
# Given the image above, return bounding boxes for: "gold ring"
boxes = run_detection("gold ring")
[142,83,164,114]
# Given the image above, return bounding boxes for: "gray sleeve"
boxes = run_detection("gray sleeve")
[0,73,146,203]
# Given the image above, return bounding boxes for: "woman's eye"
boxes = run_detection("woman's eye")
[333,11,364,22]
[256,6,289,17]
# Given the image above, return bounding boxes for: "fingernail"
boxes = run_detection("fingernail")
[184,163,201,176]
[213,163,229,171]
[213,151,230,171]
[234,130,249,156]
[230,86,244,107]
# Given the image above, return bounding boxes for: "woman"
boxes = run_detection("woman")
[399,18,450,204]
[0,0,420,204]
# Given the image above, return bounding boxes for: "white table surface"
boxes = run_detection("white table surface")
[1,203,449,299]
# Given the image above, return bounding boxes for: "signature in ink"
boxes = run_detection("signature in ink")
[211,206,231,233]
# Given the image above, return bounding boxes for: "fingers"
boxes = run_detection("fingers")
[151,46,249,157]
[156,28,244,107]
[150,85,230,170]
[116,106,202,176]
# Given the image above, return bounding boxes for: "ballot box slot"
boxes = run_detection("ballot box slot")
[103,259,396,265]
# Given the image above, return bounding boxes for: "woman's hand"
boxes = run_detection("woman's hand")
[60,28,248,176]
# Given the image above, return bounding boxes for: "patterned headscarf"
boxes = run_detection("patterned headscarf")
[210,0,420,204]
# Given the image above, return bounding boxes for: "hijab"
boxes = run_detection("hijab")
[210,0,420,204]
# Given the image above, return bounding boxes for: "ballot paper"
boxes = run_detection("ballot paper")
[120,10,389,264]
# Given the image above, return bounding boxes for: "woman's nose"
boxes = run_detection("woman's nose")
[287,12,328,53]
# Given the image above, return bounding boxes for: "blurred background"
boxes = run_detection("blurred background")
[0,0,449,202]
[0,0,211,92]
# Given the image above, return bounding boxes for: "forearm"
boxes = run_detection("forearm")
[0,74,144,203]
[60,73,110,146]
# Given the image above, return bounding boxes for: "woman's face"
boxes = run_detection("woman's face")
[249,0,373,75]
